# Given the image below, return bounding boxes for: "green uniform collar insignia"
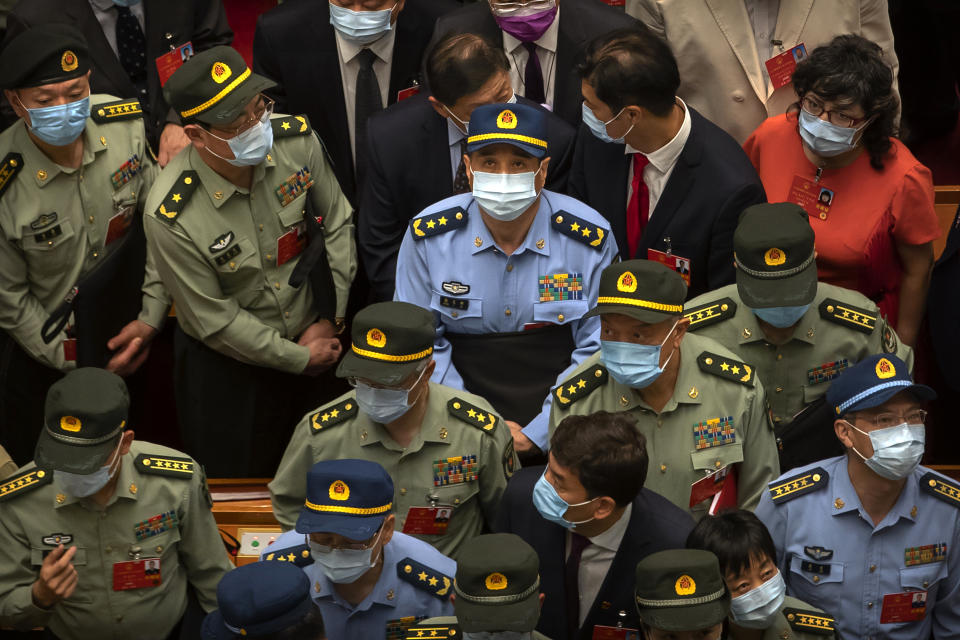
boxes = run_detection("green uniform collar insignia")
[155,170,200,224]
[0,467,52,502]
[309,398,358,434]
[554,364,608,406]
[783,608,836,635]
[767,468,828,505]
[272,114,312,138]
[0,152,23,200]
[684,297,737,331]
[135,454,195,478]
[447,398,499,434]
[91,99,144,123]
[818,298,876,334]
[697,351,755,386]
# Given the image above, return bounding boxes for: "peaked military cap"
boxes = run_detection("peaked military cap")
[295,459,394,540]
[336,301,435,386]
[734,203,817,308]
[34,368,129,475]
[202,561,314,639]
[0,24,91,89]
[454,533,541,633]
[467,103,548,159]
[825,354,935,416]
[635,549,730,632]
[585,259,687,324]
[164,45,275,125]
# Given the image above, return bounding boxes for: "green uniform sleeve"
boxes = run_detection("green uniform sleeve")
[268,415,315,530]
[478,420,514,528]
[866,317,915,372]
[136,155,172,329]
[144,214,310,374]
[737,379,781,511]
[0,506,54,630]
[306,134,355,319]
[177,465,233,612]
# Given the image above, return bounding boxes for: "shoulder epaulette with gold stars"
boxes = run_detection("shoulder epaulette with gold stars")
[685,298,737,331]
[697,352,755,387]
[309,398,358,434]
[272,114,312,138]
[551,210,607,251]
[91,98,143,123]
[406,623,460,639]
[818,298,876,334]
[920,472,960,509]
[554,364,608,407]
[0,152,23,200]
[783,608,836,635]
[263,543,313,567]
[411,206,468,240]
[397,557,454,599]
[768,467,828,505]
[448,398,499,434]
[134,454,195,478]
[0,467,52,503]
[155,170,200,224]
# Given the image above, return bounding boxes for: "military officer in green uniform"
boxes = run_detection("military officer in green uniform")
[547,260,779,518]
[411,533,551,640]
[0,368,232,640]
[270,301,518,557]
[0,24,169,466]
[144,45,357,477]
[684,203,913,470]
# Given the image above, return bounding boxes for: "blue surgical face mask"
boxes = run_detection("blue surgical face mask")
[729,570,786,629]
[309,528,383,583]
[471,166,543,222]
[355,367,427,424]
[205,111,274,167]
[21,95,90,146]
[752,304,810,329]
[601,320,678,389]
[55,439,123,498]
[848,421,925,480]
[112,0,142,6]
[582,103,633,144]
[532,472,597,530]
[798,109,868,158]
[329,2,395,45]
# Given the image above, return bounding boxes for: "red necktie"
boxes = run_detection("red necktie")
[626,153,650,258]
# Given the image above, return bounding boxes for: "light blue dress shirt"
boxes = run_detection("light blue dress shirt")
[756,456,960,639]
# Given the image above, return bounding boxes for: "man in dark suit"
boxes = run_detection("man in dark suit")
[571,28,766,299]
[360,33,575,302]
[5,0,232,165]
[254,0,458,205]
[494,411,693,640]
[428,0,638,128]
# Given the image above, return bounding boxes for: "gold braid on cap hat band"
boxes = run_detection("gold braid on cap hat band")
[454,575,541,604]
[467,133,548,148]
[596,297,683,313]
[734,250,815,279]
[351,344,433,362]
[304,499,392,515]
[635,585,726,608]
[180,67,252,118]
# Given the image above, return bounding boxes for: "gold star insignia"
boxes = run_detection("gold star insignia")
[428,576,438,586]
[287,553,295,561]
[281,121,291,130]
[418,571,428,581]
[171,193,182,203]
[329,409,339,418]
[731,366,740,375]
[577,379,586,388]
[467,408,476,418]
[438,216,448,226]
[720,362,730,371]
[321,413,330,422]
[567,384,577,394]
[570,222,580,232]
[581,227,591,237]
[427,219,436,229]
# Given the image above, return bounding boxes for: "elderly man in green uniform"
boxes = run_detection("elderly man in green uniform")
[410,532,550,640]
[0,24,169,467]
[684,203,913,471]
[547,260,779,518]
[270,301,517,557]
[144,45,356,477]
[0,368,231,640]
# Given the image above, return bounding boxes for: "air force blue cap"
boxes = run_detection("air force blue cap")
[295,459,394,540]
[467,103,548,159]
[825,354,936,416]
[201,562,314,639]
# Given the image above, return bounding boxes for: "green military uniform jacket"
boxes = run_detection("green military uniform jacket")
[740,596,836,639]
[548,333,779,518]
[269,383,519,557]
[684,283,913,426]
[0,444,15,479]
[0,441,232,639]
[419,616,552,639]
[0,95,166,370]
[143,113,356,374]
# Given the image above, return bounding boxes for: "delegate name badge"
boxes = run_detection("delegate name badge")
[647,248,691,286]
[880,590,927,624]
[277,222,307,266]
[105,205,136,246]
[113,558,162,591]
[788,175,835,221]
[765,43,807,90]
[156,42,194,86]
[592,626,640,640]
[402,506,453,536]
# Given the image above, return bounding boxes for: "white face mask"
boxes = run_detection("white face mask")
[847,421,925,480]
[329,2,396,44]
[204,111,274,167]
[354,366,427,424]
[309,528,383,583]
[55,439,123,498]
[729,571,786,629]
[471,164,543,221]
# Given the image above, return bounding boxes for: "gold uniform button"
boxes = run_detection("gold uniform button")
[274,282,281,289]
[451,311,458,318]
[776,354,783,360]
[454,498,460,505]
[214,191,223,200]
[400,488,407,495]
[557,314,565,322]
[37,169,47,180]
[867,601,873,608]
[775,386,783,393]
[504,308,511,316]
[229,261,236,270]
[92,251,99,258]
[266,254,273,260]
[284,311,290,318]
[105,546,112,553]
[506,264,513,272]
[714,460,722,469]
[813,576,820,584]
[88,216,94,223]
[659,464,667,473]
[156,546,163,554]
[259,224,264,231]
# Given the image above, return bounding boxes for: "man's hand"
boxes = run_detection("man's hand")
[106,320,158,376]
[302,338,342,376]
[31,545,78,609]
[297,319,337,346]
[158,123,190,167]
[506,420,539,455]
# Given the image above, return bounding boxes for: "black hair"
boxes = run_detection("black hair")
[576,26,679,117]
[256,606,325,640]
[790,34,898,170]
[426,33,510,106]
[550,411,648,507]
[685,509,777,579]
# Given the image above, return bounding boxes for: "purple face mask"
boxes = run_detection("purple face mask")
[494,5,557,43]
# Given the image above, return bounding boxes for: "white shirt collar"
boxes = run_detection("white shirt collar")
[89,0,118,11]
[446,117,466,146]
[587,503,632,552]
[335,27,397,64]
[625,97,692,173]
[502,7,560,53]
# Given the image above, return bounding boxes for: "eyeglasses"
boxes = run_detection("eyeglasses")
[488,0,554,14]
[850,410,927,430]
[309,526,382,552]
[346,365,427,391]
[800,95,867,128]
[211,95,274,138]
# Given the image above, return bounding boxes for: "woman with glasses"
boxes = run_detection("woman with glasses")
[743,35,939,348]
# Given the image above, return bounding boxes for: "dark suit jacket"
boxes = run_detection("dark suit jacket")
[253,0,458,205]
[428,0,639,127]
[569,108,766,299]
[5,0,232,150]
[494,466,694,640]
[358,94,576,301]
[928,204,960,392]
